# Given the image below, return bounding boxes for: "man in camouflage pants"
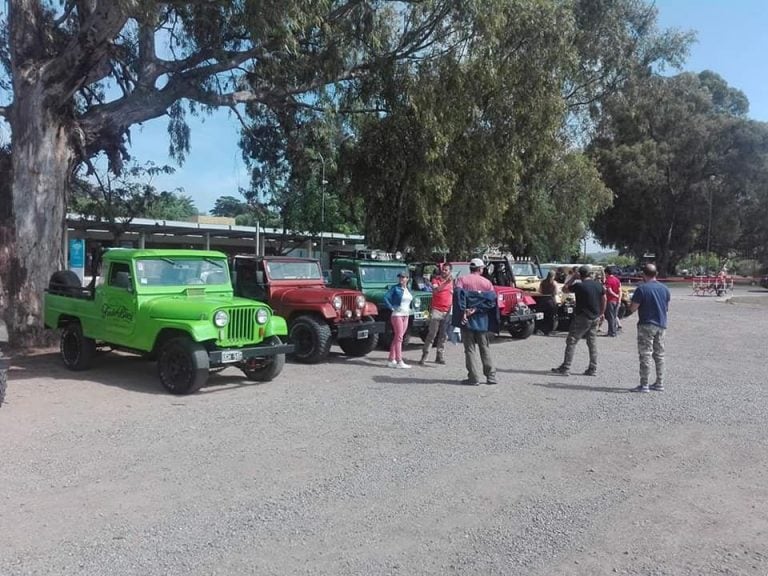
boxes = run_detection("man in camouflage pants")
[628,264,671,393]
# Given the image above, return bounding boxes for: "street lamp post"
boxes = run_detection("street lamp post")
[707,175,715,272]
[317,151,328,261]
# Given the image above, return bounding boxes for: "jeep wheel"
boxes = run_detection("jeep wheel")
[290,315,332,363]
[241,337,286,381]
[157,337,209,394]
[508,319,535,340]
[60,323,96,371]
[338,320,379,357]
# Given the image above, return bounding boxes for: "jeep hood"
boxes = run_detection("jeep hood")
[144,294,266,320]
[270,286,357,306]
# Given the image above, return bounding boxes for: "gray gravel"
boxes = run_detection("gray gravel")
[1,284,767,576]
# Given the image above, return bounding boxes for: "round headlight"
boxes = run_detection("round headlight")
[256,308,269,325]
[345,310,353,318]
[214,310,229,327]
[413,298,421,309]
[355,295,366,308]
[332,296,343,310]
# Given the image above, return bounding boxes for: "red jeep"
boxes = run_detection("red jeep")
[232,256,384,363]
[413,261,540,339]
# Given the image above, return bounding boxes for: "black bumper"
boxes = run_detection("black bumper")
[503,311,537,326]
[336,320,386,339]
[209,343,295,365]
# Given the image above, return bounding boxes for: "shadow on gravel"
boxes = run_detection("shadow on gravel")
[533,381,628,394]
[497,368,564,376]
[8,350,265,395]
[371,375,468,386]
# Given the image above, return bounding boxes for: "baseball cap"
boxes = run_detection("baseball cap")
[469,258,485,268]
[397,271,409,278]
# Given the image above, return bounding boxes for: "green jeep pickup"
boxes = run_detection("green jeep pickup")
[44,249,292,394]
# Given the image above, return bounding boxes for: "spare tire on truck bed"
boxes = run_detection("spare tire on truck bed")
[49,270,82,295]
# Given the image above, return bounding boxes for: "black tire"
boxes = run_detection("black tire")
[157,337,209,394]
[240,336,286,381]
[289,315,332,363]
[619,303,634,318]
[337,320,379,357]
[508,319,535,340]
[60,323,96,371]
[49,270,82,296]
[377,329,393,350]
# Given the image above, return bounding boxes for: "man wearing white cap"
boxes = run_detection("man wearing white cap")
[453,258,498,385]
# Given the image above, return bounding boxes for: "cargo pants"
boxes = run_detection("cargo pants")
[561,313,599,371]
[637,323,666,386]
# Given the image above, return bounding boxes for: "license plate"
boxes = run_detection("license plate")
[535,312,544,320]
[356,330,369,340]
[414,311,427,320]
[221,350,243,363]
[566,307,573,314]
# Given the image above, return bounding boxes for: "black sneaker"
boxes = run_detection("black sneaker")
[583,368,597,376]
[630,384,650,393]
[486,380,498,385]
[461,379,480,386]
[649,382,665,392]
[551,366,570,376]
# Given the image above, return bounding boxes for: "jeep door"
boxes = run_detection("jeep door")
[95,261,138,343]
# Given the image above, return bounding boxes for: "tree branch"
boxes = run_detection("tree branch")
[0,106,8,118]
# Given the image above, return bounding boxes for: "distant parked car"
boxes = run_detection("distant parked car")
[760,275,768,289]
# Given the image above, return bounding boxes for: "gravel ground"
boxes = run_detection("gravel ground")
[1,284,767,576]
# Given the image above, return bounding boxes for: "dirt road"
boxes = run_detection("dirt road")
[1,285,767,575]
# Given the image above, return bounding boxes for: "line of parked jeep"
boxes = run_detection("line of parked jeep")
[43,248,624,395]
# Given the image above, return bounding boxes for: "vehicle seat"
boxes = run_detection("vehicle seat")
[113,271,131,290]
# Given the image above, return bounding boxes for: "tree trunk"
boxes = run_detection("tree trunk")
[0,86,75,347]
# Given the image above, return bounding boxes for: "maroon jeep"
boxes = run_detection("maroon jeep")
[232,256,384,363]
[412,261,539,339]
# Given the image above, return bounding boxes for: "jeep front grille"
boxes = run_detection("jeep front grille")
[222,307,257,344]
[340,294,357,312]
[414,294,432,312]
[502,293,519,306]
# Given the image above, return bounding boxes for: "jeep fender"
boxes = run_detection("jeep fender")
[264,315,289,338]
[363,302,379,317]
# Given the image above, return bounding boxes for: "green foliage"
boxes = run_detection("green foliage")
[70,162,197,238]
[211,196,249,218]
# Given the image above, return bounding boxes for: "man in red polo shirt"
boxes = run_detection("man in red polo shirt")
[419,263,454,365]
[604,267,621,337]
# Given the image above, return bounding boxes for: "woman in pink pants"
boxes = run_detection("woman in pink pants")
[382,271,413,368]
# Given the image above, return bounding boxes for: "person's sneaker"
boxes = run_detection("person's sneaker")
[650,382,665,392]
[551,366,570,376]
[630,384,650,393]
[397,361,411,369]
[386,360,398,368]
[583,368,597,376]
[435,355,446,365]
[461,379,480,386]
[486,380,498,385]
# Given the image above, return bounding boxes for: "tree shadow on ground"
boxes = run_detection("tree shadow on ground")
[532,381,628,394]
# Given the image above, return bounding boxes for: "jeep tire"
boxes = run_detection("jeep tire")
[60,323,96,371]
[338,319,379,357]
[241,336,286,381]
[158,337,209,394]
[508,319,535,340]
[290,315,332,363]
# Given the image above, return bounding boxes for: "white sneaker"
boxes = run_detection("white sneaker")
[397,361,411,369]
[386,360,398,368]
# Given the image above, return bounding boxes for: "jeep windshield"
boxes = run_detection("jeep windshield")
[512,263,540,277]
[135,257,229,286]
[266,260,322,280]
[451,263,471,278]
[359,265,407,286]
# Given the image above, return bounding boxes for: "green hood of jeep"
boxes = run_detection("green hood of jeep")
[144,294,269,321]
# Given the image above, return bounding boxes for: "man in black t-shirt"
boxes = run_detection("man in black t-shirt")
[551,265,606,376]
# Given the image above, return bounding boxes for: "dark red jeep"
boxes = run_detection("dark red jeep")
[232,256,384,363]
[412,261,540,339]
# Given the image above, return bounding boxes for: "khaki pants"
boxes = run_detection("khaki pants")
[421,310,450,356]
[637,323,666,386]
[461,328,496,384]
[562,313,599,371]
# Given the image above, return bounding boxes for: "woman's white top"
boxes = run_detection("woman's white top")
[393,287,413,316]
